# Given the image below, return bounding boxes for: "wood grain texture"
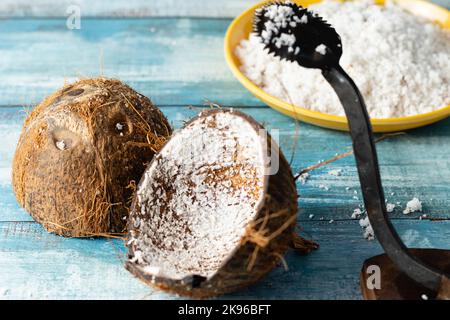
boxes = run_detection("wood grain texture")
[0,0,263,18]
[0,18,259,107]
[0,219,449,299]
[0,0,447,17]
[0,0,449,300]
[3,106,450,223]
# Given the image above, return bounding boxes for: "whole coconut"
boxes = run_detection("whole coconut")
[12,78,172,237]
[126,109,298,298]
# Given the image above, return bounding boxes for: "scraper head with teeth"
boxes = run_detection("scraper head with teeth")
[253,1,342,68]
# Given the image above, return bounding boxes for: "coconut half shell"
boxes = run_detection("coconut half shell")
[126,109,298,298]
[12,78,172,237]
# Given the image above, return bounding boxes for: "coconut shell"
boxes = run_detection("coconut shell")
[125,108,298,298]
[12,78,172,237]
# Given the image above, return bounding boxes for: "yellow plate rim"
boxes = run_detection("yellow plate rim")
[224,0,450,132]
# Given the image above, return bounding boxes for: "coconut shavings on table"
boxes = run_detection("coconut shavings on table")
[328,169,342,176]
[351,208,363,219]
[386,202,396,213]
[359,216,375,241]
[403,197,422,215]
[236,0,450,118]
[298,172,309,184]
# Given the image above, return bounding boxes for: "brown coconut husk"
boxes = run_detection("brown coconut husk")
[12,78,172,237]
[125,108,300,298]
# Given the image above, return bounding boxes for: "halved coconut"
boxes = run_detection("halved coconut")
[126,109,298,297]
[12,78,172,237]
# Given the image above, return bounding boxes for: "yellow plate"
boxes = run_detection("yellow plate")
[224,0,450,132]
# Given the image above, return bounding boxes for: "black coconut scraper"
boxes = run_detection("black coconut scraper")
[254,2,450,300]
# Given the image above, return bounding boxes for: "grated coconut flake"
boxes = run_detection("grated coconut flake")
[403,197,422,214]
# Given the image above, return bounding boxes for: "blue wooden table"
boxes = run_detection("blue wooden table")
[0,0,449,300]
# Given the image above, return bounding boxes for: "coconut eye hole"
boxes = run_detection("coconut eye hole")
[51,128,80,150]
[66,88,84,97]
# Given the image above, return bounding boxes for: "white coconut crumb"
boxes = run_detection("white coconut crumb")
[319,184,329,191]
[329,219,334,224]
[55,140,66,150]
[403,197,422,215]
[315,44,327,55]
[345,187,350,191]
[309,214,315,219]
[299,14,308,24]
[298,172,309,184]
[142,266,161,275]
[421,294,428,300]
[259,3,297,52]
[128,112,266,280]
[129,250,144,264]
[328,169,342,176]
[363,225,375,241]
[116,123,124,131]
[236,0,450,118]
[359,216,375,240]
[386,203,396,213]
[274,33,296,50]
[351,208,362,219]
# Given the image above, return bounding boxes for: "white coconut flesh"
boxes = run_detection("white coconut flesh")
[129,111,267,280]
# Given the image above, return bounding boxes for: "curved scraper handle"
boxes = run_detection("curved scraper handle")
[322,64,449,295]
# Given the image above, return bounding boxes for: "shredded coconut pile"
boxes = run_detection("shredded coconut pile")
[128,112,265,280]
[236,0,450,118]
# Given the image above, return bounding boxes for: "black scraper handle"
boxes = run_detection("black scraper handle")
[322,64,449,294]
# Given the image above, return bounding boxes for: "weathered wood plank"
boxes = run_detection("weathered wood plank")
[0,18,260,107]
[0,0,447,17]
[0,219,449,299]
[0,0,262,18]
[2,106,450,223]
